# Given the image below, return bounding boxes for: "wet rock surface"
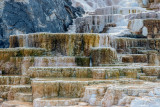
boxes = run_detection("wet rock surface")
[0,0,160,107]
[91,47,118,66]
[9,33,99,56]
[128,19,160,38]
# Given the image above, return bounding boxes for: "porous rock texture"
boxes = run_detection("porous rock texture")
[0,0,84,48]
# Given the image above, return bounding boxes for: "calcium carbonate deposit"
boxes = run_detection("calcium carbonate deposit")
[0,0,160,107]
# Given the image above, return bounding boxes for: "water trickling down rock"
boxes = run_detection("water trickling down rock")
[0,0,160,107]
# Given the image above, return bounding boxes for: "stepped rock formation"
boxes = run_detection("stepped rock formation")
[0,0,160,107]
[145,0,160,11]
[0,0,84,48]
[128,19,160,38]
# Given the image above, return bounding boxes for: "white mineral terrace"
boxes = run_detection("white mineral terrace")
[0,0,160,107]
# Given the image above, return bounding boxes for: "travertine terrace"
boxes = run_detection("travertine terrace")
[0,0,160,107]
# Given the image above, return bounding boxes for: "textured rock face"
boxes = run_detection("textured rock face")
[2,101,32,107]
[75,15,122,33]
[0,0,84,48]
[10,33,99,56]
[0,0,160,107]
[126,12,160,20]
[33,98,80,107]
[91,47,118,66]
[145,0,160,11]
[122,54,148,63]
[0,48,45,75]
[32,78,99,99]
[131,96,160,107]
[128,19,160,38]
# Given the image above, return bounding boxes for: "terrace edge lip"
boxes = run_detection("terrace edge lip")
[0,0,160,107]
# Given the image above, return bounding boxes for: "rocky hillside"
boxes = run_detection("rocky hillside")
[0,0,84,48]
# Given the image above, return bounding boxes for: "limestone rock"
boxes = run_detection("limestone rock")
[142,66,160,76]
[75,56,90,67]
[131,96,160,107]
[118,96,136,106]
[140,76,157,82]
[128,19,144,35]
[10,33,100,56]
[7,85,31,100]
[126,12,160,20]
[92,69,106,79]
[101,87,124,107]
[91,47,118,66]
[147,0,160,11]
[15,93,32,102]
[128,19,160,38]
[33,98,80,107]
[122,56,134,63]
[148,53,160,66]
[2,100,32,107]
[75,15,122,33]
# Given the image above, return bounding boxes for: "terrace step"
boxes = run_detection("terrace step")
[33,98,80,107]
[15,92,32,102]
[0,76,30,85]
[33,56,77,67]
[137,73,146,78]
[82,85,107,106]
[98,63,128,67]
[6,85,31,101]
[0,85,31,100]
[31,77,117,99]
[121,54,148,63]
[78,102,89,106]
[27,67,141,79]
[10,33,100,56]
[1,100,32,107]
[142,66,160,76]
[0,48,46,62]
[138,50,158,54]
[130,47,146,54]
[82,78,152,107]
[139,76,158,82]
[33,56,90,67]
